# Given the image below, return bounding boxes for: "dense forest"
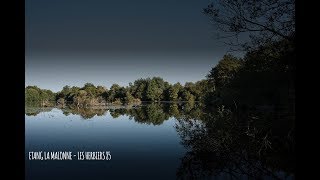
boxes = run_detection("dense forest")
[26,0,295,111]
[25,37,294,110]
[25,77,209,107]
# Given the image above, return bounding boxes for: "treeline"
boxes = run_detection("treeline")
[25,86,56,106]
[25,78,210,107]
[205,39,295,108]
[25,39,294,109]
[201,0,295,110]
[26,39,294,109]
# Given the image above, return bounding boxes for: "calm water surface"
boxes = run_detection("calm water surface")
[25,103,294,180]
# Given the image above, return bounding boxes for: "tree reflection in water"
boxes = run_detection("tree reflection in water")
[175,105,294,179]
[25,106,54,116]
[25,102,294,179]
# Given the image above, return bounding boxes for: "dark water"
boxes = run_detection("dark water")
[25,103,294,180]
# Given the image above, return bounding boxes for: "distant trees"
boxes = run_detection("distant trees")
[25,77,211,107]
[25,86,55,106]
[26,40,295,108]
[130,77,170,101]
[26,42,294,108]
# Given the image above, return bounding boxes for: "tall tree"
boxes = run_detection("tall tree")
[146,79,162,101]
[25,88,40,102]
[132,78,149,100]
[169,83,182,101]
[206,54,242,89]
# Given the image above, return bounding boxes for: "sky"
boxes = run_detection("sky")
[26,0,231,92]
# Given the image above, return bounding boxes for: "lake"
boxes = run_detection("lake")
[25,103,294,180]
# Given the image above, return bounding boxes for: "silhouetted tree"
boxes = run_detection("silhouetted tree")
[203,0,295,51]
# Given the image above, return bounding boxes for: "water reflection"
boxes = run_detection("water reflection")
[175,106,295,179]
[25,106,54,116]
[26,103,294,179]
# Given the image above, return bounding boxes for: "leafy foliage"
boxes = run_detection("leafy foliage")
[206,54,242,89]
[26,77,209,107]
[25,86,55,106]
[205,39,295,107]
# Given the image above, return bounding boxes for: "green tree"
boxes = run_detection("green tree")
[96,86,107,96]
[108,84,121,102]
[182,91,195,103]
[25,86,55,106]
[193,80,210,101]
[25,88,40,102]
[206,54,242,90]
[168,83,182,101]
[124,91,134,104]
[62,85,71,94]
[82,83,97,97]
[132,78,149,100]
[39,91,48,102]
[146,78,163,101]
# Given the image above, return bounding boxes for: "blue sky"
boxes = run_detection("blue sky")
[26,0,231,92]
